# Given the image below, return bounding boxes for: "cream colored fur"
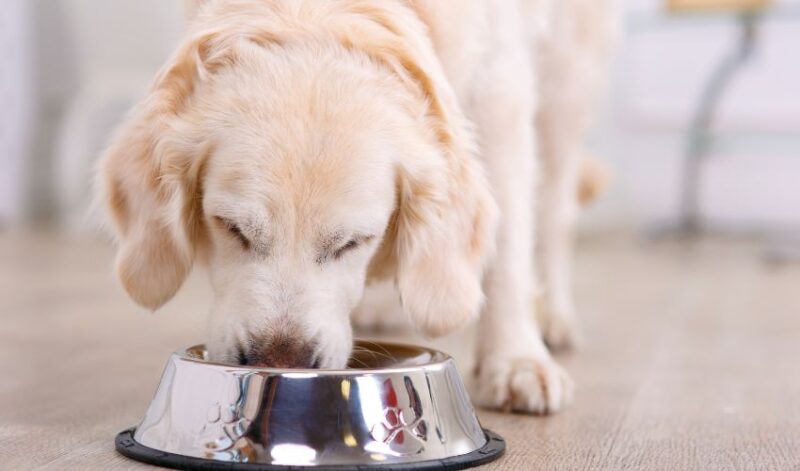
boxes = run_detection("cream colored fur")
[99,0,616,413]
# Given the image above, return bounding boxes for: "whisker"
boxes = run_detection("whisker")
[357,340,398,363]
[347,355,369,369]
[350,345,391,367]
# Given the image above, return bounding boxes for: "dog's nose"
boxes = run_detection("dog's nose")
[241,336,319,368]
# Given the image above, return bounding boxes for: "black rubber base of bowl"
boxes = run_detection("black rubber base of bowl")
[116,427,504,471]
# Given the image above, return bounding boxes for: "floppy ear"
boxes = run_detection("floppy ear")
[393,143,497,338]
[97,35,213,310]
[344,5,499,337]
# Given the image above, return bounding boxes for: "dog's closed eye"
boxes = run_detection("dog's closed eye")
[318,234,375,264]
[333,238,360,259]
[335,235,377,259]
[214,216,251,250]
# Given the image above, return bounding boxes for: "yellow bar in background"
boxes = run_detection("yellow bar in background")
[667,0,772,12]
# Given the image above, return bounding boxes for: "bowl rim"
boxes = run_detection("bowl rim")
[117,427,506,471]
[175,340,455,376]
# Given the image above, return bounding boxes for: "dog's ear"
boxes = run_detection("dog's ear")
[347,5,499,337]
[392,144,497,338]
[98,34,216,310]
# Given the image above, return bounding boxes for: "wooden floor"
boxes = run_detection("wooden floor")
[2,231,799,470]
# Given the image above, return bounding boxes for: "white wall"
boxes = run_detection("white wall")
[0,0,184,227]
[583,1,800,233]
[2,0,799,234]
[53,0,185,228]
[0,0,33,225]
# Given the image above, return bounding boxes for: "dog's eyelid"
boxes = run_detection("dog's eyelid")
[331,234,376,259]
[213,216,251,250]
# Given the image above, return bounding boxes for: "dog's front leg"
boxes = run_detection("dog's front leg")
[536,115,583,351]
[466,23,572,415]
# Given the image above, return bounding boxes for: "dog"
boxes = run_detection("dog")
[98,0,616,414]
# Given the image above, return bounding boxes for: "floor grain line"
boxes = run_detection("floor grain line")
[3,233,800,470]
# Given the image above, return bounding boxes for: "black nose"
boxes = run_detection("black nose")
[240,335,319,368]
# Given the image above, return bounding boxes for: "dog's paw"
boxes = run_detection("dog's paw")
[473,354,573,415]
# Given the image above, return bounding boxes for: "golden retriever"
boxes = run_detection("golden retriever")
[98,0,616,414]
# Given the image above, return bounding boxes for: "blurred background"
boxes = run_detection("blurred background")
[3,1,800,468]
[2,0,800,244]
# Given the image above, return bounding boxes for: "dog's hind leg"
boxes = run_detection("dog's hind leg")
[534,0,618,351]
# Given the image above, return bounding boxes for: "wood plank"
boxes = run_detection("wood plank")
[2,233,800,469]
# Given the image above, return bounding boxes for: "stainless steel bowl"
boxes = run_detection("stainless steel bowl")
[116,341,504,470]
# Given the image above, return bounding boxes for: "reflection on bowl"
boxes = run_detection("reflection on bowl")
[116,341,505,470]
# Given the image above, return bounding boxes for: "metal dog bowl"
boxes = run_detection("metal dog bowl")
[116,341,504,470]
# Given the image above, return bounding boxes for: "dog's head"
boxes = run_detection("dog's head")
[98,2,496,368]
